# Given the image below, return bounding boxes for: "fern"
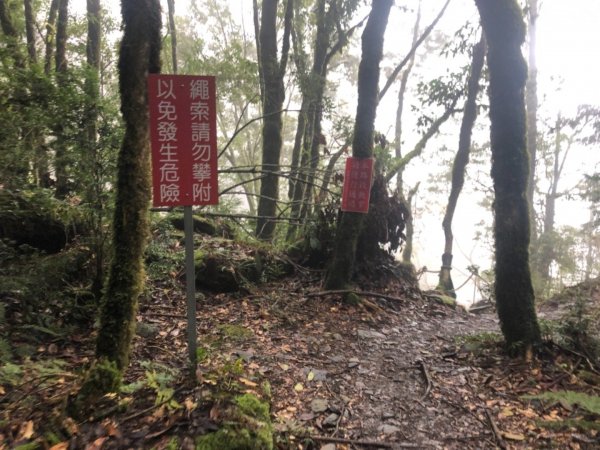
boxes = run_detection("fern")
[0,337,11,362]
[523,390,600,416]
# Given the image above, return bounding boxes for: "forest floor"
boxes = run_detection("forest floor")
[2,247,600,449]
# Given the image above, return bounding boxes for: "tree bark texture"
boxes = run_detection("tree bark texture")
[255,0,293,241]
[526,0,538,243]
[475,0,541,350]
[324,0,393,291]
[95,0,161,370]
[438,33,486,296]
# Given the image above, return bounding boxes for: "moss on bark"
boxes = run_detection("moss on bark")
[475,0,541,351]
[74,0,162,412]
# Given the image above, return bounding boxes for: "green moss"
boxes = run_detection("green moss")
[235,393,270,421]
[429,293,457,308]
[219,324,254,341]
[69,358,121,418]
[195,393,273,450]
[535,418,600,432]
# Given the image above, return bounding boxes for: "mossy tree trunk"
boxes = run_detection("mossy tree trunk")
[438,33,486,297]
[475,0,541,351]
[255,0,293,241]
[94,0,161,374]
[84,0,104,300]
[324,0,393,292]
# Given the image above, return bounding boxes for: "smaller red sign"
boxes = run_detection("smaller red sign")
[341,157,374,213]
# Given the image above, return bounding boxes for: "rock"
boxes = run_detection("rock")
[233,349,255,362]
[136,322,159,339]
[320,444,337,450]
[322,413,339,427]
[310,398,329,413]
[348,357,360,368]
[357,329,386,339]
[379,424,401,435]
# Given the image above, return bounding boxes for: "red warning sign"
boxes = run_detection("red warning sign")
[148,74,218,207]
[341,157,374,213]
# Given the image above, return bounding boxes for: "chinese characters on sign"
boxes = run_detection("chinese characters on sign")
[341,157,374,213]
[148,75,218,206]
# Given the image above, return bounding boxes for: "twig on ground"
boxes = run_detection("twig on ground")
[419,361,433,400]
[330,404,346,437]
[485,409,507,450]
[144,312,186,319]
[310,435,420,448]
[554,342,599,374]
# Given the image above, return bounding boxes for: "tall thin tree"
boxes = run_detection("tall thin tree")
[438,33,486,296]
[255,0,293,241]
[324,0,393,293]
[474,0,541,352]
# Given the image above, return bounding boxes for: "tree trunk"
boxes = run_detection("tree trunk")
[84,0,103,299]
[324,0,393,292]
[287,0,329,240]
[255,0,293,241]
[536,115,562,287]
[438,33,486,296]
[394,2,420,195]
[526,0,538,243]
[94,0,161,368]
[475,0,541,352]
[24,0,37,63]
[166,0,177,73]
[54,0,69,199]
[401,183,419,263]
[44,0,58,74]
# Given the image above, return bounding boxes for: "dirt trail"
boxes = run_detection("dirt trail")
[183,279,505,449]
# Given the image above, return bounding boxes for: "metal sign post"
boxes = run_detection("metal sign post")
[147,74,217,371]
[183,205,197,368]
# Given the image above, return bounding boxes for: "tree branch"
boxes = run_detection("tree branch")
[378,0,452,103]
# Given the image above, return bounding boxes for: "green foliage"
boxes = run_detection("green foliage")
[523,390,600,416]
[457,331,503,347]
[0,358,67,387]
[145,218,184,284]
[121,361,181,409]
[0,362,23,385]
[558,293,600,362]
